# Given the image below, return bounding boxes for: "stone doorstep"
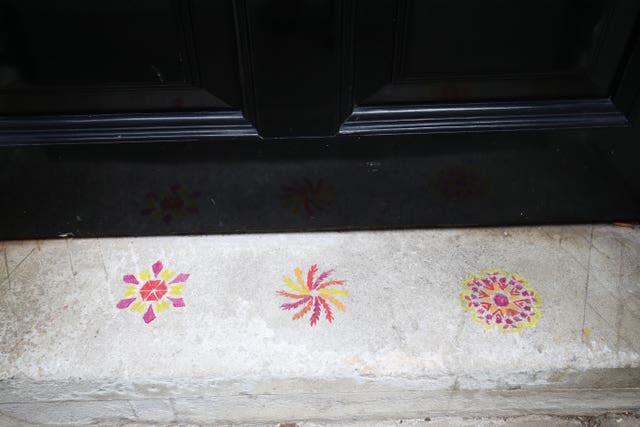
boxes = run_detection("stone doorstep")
[0,387,639,425]
[0,225,639,425]
[0,414,639,427]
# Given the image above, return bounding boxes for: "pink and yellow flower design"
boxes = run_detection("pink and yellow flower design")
[116,260,189,323]
[278,264,349,326]
[461,269,541,332]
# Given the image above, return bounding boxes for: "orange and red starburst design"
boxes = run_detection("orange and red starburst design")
[278,264,349,326]
[116,260,189,323]
[461,269,541,332]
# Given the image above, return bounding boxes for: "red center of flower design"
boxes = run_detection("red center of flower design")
[140,280,168,301]
[493,293,509,307]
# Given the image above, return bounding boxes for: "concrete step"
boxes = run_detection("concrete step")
[0,225,639,426]
[2,413,639,427]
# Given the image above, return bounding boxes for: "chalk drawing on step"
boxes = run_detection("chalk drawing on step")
[141,183,201,224]
[461,269,541,332]
[116,260,189,324]
[278,264,348,326]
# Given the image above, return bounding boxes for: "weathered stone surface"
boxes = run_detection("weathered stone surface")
[0,225,638,425]
[595,414,640,427]
[302,416,585,427]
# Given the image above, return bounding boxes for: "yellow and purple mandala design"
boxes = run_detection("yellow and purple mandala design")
[461,269,541,332]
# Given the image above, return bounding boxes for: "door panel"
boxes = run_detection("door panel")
[344,0,640,135]
[400,1,605,78]
[361,0,637,103]
[4,1,186,85]
[0,0,639,239]
[0,0,242,113]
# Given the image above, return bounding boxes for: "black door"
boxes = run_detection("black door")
[1,0,639,238]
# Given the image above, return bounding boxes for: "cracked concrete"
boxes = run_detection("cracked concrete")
[0,225,639,425]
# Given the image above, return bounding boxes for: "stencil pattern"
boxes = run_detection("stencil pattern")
[278,264,348,326]
[461,269,541,332]
[116,260,189,323]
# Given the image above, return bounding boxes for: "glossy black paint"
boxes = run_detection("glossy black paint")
[0,0,639,239]
[0,112,257,145]
[1,129,638,240]
[234,0,352,137]
[340,99,629,135]
[0,0,242,114]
